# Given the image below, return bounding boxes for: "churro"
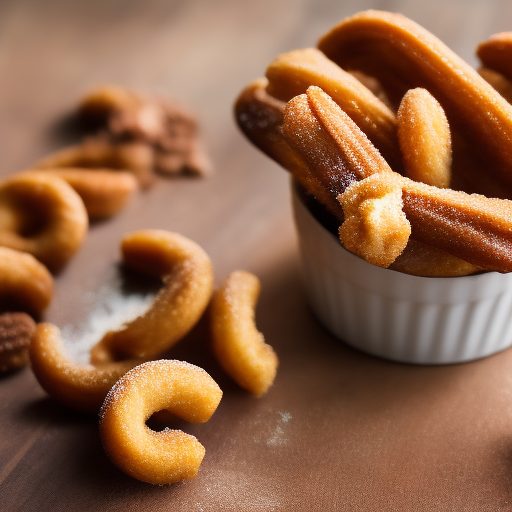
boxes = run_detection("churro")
[90,230,213,363]
[318,10,512,198]
[211,271,278,397]
[0,173,88,271]
[99,360,222,484]
[33,168,138,219]
[30,323,142,413]
[397,88,452,188]
[34,138,154,189]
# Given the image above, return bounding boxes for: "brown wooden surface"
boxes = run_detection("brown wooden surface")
[2,1,512,510]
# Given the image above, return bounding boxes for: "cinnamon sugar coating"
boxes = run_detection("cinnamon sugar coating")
[211,271,278,397]
[99,360,222,484]
[338,174,411,268]
[90,230,213,363]
[266,48,402,170]
[29,323,143,413]
[397,88,452,188]
[235,13,512,275]
[318,10,512,198]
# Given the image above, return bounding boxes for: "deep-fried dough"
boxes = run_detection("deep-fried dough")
[0,173,88,271]
[399,177,512,272]
[338,170,511,272]
[211,271,278,397]
[389,240,478,277]
[99,360,222,484]
[478,67,512,104]
[338,174,411,268]
[0,246,53,315]
[477,33,512,82]
[34,138,154,189]
[90,230,213,363]
[265,48,402,170]
[236,80,479,276]
[234,79,344,219]
[30,323,143,414]
[318,10,512,196]
[31,168,138,219]
[288,88,511,272]
[0,312,36,373]
[397,88,451,188]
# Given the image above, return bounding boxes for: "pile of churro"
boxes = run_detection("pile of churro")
[235,10,512,277]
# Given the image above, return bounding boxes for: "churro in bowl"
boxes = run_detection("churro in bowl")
[235,10,512,364]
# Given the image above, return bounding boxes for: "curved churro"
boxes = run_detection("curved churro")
[211,271,278,397]
[99,360,222,484]
[0,173,88,271]
[29,323,143,413]
[34,138,154,189]
[0,246,53,315]
[397,88,452,188]
[90,230,213,363]
[318,10,512,197]
[32,168,138,219]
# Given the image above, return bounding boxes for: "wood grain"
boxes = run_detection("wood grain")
[1,0,512,510]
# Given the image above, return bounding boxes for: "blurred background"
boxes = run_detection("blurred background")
[2,0,512,176]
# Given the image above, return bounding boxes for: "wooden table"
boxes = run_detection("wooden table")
[2,1,512,510]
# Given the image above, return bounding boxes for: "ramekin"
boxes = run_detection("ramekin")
[291,183,512,364]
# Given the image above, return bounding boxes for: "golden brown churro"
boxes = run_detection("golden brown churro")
[29,323,143,414]
[211,271,278,397]
[0,246,53,315]
[297,88,511,272]
[338,174,411,268]
[235,79,344,219]
[266,48,402,169]
[236,12,512,276]
[397,88,452,188]
[34,138,154,189]
[477,33,512,82]
[0,173,88,271]
[90,230,213,363]
[317,10,512,197]
[32,168,138,219]
[99,360,222,484]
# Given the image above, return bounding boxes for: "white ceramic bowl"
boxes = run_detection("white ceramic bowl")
[291,184,512,364]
